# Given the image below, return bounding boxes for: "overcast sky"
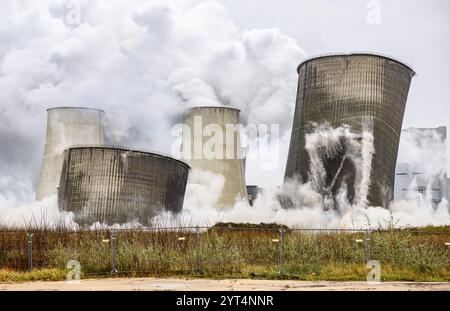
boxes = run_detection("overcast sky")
[222,0,450,129]
[0,0,448,201]
[221,0,450,184]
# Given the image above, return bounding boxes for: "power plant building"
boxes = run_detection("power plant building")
[447,178,450,203]
[394,126,448,208]
[58,146,190,225]
[285,53,415,208]
[36,107,105,201]
[182,106,247,210]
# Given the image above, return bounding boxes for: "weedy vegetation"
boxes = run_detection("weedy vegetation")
[0,224,449,282]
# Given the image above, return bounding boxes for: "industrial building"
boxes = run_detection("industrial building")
[285,53,415,208]
[447,178,450,203]
[182,106,247,210]
[394,126,448,207]
[36,107,105,201]
[58,146,190,226]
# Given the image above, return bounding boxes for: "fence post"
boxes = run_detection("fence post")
[195,226,201,274]
[364,229,371,263]
[110,229,117,274]
[27,233,33,272]
[279,228,285,275]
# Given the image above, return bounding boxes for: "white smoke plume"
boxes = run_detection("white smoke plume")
[396,127,447,178]
[1,1,449,229]
[0,195,78,229]
[0,0,305,225]
[2,123,449,229]
[174,124,450,229]
[304,123,374,212]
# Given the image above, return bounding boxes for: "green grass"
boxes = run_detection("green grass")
[0,226,449,282]
[1,263,448,283]
[0,268,67,282]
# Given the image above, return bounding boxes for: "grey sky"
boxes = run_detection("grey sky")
[221,0,450,127]
[220,0,450,175]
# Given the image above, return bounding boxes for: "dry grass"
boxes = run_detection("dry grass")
[0,268,66,282]
[0,226,449,282]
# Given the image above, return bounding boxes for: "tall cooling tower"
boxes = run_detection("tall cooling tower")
[58,146,190,225]
[36,107,105,201]
[182,106,247,210]
[285,53,415,208]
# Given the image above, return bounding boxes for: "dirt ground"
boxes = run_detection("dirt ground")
[1,278,449,291]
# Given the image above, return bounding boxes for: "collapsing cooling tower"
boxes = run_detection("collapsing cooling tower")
[58,146,190,226]
[285,53,415,208]
[182,106,247,210]
[36,107,105,201]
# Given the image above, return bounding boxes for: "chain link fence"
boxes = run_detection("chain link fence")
[0,227,449,277]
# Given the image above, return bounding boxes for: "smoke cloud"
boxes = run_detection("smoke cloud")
[0,195,77,229]
[0,0,305,205]
[396,128,447,178]
[0,1,448,229]
[176,124,449,229]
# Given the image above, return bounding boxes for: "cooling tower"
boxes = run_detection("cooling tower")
[36,107,105,201]
[58,146,190,225]
[182,106,247,210]
[285,53,415,208]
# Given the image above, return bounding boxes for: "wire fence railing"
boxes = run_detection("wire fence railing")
[0,227,449,277]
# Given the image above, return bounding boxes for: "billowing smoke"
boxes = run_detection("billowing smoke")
[304,123,374,212]
[176,124,449,229]
[396,127,447,178]
[2,123,449,229]
[1,1,449,229]
[0,195,77,229]
[0,0,305,222]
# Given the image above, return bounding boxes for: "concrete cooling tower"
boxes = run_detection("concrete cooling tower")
[36,107,105,201]
[285,53,415,208]
[182,106,247,210]
[58,146,190,226]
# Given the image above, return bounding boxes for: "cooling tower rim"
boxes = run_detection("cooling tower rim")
[47,106,105,113]
[186,106,241,113]
[297,52,416,76]
[65,144,191,169]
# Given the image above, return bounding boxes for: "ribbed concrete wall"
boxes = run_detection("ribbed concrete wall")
[447,178,450,203]
[36,107,105,201]
[182,106,247,210]
[58,146,190,226]
[285,54,415,208]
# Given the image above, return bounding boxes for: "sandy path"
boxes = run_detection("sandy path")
[1,278,449,291]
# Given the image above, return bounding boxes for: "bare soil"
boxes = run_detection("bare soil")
[1,278,449,291]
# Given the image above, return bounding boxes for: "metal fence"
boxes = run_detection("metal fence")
[0,227,449,276]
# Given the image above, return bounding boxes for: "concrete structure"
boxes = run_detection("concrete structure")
[394,126,447,208]
[58,146,190,226]
[182,106,247,210]
[246,185,261,206]
[36,107,105,201]
[447,178,450,203]
[285,53,415,208]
